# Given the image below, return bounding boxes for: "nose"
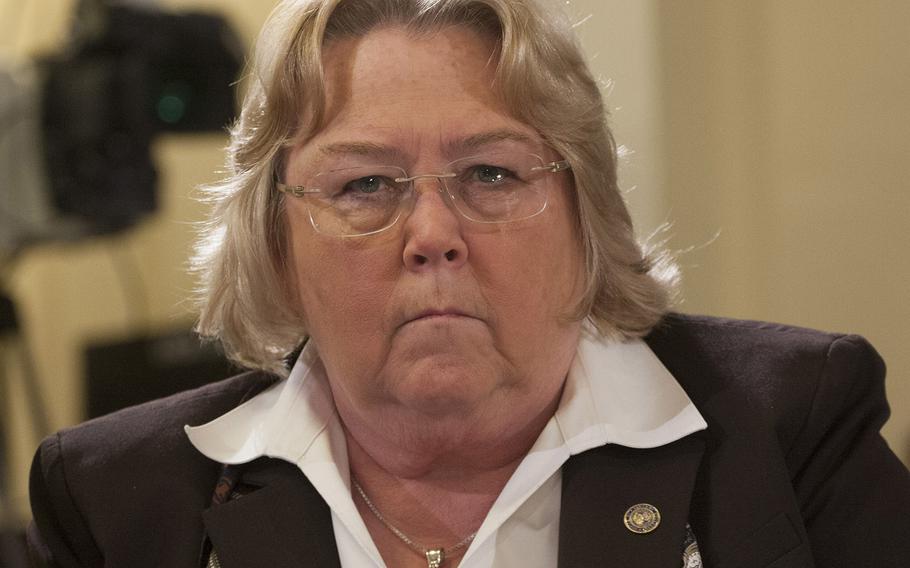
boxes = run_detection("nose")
[402,178,468,271]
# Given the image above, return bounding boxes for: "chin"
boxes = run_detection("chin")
[391,359,506,414]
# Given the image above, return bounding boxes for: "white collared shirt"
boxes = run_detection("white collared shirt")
[186,331,707,567]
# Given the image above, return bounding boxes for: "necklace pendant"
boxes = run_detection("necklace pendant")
[425,548,445,568]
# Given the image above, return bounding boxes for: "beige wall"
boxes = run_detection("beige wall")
[659,1,910,463]
[1,0,907,526]
[570,0,668,238]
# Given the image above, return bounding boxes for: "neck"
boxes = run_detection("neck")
[352,476,477,568]
[347,434,523,568]
[344,416,533,526]
[340,360,565,475]
[343,390,559,567]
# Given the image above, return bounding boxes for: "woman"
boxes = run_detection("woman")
[29,0,910,566]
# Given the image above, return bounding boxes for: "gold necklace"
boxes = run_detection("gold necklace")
[351,478,478,568]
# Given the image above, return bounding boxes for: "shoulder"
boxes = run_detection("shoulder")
[646,312,876,360]
[29,371,280,566]
[39,370,280,469]
[645,313,885,449]
[647,314,910,565]
[645,312,882,395]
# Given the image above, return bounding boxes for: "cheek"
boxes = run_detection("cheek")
[286,207,399,336]
[471,214,583,320]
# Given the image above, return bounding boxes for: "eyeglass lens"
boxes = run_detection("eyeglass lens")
[301,152,553,237]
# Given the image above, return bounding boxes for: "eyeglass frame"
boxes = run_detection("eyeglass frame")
[275,153,572,238]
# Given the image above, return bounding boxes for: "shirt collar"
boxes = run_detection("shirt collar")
[185,331,707,465]
[555,329,707,454]
[185,343,336,465]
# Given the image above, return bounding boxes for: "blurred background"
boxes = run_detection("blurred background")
[1,0,908,561]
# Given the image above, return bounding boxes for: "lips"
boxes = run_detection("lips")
[401,308,476,327]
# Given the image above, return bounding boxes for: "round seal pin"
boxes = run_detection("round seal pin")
[623,503,661,534]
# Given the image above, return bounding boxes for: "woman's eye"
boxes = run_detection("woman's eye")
[343,175,387,194]
[474,165,511,184]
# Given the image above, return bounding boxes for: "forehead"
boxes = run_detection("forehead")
[321,25,501,112]
[292,25,538,164]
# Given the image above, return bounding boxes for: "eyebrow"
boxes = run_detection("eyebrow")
[443,129,535,156]
[314,129,536,161]
[318,141,403,160]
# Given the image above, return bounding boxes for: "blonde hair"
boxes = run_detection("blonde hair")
[194,0,678,374]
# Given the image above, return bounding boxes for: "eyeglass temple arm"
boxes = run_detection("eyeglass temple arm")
[276,182,320,198]
[531,160,571,173]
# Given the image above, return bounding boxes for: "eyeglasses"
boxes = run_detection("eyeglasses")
[276,151,571,237]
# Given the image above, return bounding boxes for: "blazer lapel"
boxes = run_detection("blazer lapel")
[558,435,705,568]
[202,458,341,568]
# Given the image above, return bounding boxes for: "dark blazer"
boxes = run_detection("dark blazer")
[28,314,910,567]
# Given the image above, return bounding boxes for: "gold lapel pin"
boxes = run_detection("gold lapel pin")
[623,503,661,534]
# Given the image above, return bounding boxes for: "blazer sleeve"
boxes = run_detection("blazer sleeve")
[786,334,910,565]
[28,432,104,568]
